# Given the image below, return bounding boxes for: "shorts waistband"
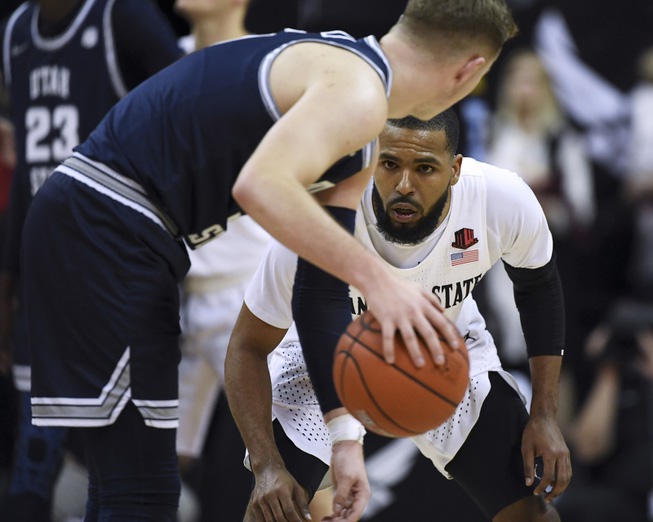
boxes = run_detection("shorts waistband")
[62,153,180,238]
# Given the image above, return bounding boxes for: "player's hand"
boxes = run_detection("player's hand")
[246,463,312,522]
[364,276,461,368]
[323,440,370,521]
[521,414,572,503]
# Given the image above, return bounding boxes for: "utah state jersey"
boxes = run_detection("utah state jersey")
[77,29,392,248]
[1,0,127,273]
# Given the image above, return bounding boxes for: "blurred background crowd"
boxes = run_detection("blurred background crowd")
[1,0,653,520]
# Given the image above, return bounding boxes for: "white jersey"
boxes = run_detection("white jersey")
[244,157,553,477]
[174,33,272,456]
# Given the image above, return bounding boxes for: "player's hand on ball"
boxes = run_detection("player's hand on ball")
[363,275,461,368]
[324,440,370,522]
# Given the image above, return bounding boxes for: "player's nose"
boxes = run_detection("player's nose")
[395,170,414,196]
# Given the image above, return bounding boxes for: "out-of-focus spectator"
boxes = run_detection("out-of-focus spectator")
[483,49,593,378]
[556,300,653,522]
[624,47,653,301]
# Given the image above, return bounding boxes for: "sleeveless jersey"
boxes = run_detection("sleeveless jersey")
[1,0,129,386]
[76,29,391,248]
[2,0,126,204]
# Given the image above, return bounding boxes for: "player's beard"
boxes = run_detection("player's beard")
[372,183,450,245]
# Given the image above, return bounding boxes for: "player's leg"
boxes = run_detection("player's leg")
[22,171,190,520]
[81,402,180,521]
[4,391,67,521]
[445,372,560,522]
[309,487,333,520]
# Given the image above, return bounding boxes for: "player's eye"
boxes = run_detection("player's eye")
[382,160,398,170]
[417,164,435,174]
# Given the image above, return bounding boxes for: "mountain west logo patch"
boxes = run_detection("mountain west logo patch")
[451,228,478,250]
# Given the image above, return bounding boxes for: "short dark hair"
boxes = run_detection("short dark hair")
[401,0,518,52]
[387,109,459,155]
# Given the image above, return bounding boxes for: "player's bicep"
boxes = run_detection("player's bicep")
[242,55,387,191]
[490,171,553,268]
[229,303,288,359]
[244,240,297,328]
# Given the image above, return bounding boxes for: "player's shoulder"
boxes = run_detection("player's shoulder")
[462,157,532,196]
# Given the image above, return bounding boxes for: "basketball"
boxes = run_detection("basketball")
[333,311,469,438]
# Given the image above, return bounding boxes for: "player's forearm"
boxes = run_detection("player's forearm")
[225,344,285,473]
[225,349,281,473]
[528,355,563,419]
[505,257,565,359]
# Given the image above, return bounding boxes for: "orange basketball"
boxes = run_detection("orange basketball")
[333,311,469,438]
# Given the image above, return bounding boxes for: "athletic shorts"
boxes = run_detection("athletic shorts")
[23,168,190,428]
[444,371,536,519]
[273,371,534,516]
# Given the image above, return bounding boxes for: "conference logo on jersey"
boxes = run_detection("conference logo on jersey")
[451,228,478,249]
[81,27,99,49]
[11,41,29,57]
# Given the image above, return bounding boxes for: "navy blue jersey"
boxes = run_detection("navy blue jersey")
[0,0,181,378]
[0,0,182,274]
[77,29,392,248]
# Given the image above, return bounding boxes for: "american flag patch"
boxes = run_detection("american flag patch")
[451,250,479,266]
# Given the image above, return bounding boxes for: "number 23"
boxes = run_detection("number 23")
[25,105,79,163]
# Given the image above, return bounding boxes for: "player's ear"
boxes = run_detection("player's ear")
[450,154,463,185]
[454,56,487,86]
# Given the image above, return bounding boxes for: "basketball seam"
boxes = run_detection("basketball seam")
[341,351,423,436]
[342,330,460,408]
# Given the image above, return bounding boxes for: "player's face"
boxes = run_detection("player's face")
[174,0,242,19]
[372,126,462,245]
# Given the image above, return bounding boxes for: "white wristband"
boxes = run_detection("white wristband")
[326,414,366,445]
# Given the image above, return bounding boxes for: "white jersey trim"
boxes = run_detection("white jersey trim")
[258,37,390,122]
[103,0,128,98]
[57,165,168,232]
[31,0,98,51]
[2,2,30,86]
[31,347,180,427]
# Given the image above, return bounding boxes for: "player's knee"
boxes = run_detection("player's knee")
[493,495,560,522]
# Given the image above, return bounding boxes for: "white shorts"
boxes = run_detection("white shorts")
[176,278,251,457]
[269,341,525,479]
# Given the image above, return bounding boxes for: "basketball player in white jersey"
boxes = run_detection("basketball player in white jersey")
[173,0,272,517]
[226,110,571,521]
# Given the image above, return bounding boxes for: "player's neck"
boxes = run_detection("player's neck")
[38,0,83,24]
[191,12,249,51]
[380,32,452,120]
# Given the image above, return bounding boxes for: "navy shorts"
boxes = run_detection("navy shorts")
[23,170,190,428]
